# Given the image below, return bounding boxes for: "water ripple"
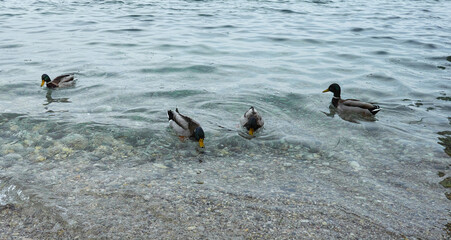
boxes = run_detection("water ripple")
[201,25,235,29]
[105,28,143,33]
[0,44,23,49]
[140,89,206,99]
[140,65,216,74]
[0,0,450,238]
[404,39,437,49]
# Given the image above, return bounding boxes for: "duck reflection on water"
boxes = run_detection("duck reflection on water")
[322,104,377,124]
[44,89,71,106]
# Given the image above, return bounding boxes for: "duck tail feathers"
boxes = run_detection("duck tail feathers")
[168,110,174,121]
[370,105,381,115]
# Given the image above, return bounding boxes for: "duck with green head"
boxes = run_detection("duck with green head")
[240,106,264,136]
[41,74,75,88]
[322,83,380,116]
[168,108,205,148]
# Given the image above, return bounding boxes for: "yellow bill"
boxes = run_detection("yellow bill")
[199,138,204,148]
[322,89,329,93]
[41,80,45,87]
[249,128,254,136]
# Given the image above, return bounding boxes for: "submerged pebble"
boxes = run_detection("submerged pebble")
[4,153,22,161]
[61,134,88,150]
[154,163,168,169]
[349,161,362,171]
[439,177,451,188]
[283,162,293,167]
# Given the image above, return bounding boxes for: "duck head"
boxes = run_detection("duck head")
[41,74,51,87]
[322,83,341,98]
[194,127,205,148]
[245,116,258,136]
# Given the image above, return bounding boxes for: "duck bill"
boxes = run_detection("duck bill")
[199,138,204,148]
[322,89,330,93]
[41,80,45,87]
[249,128,254,136]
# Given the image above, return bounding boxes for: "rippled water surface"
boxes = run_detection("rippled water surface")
[1,0,450,238]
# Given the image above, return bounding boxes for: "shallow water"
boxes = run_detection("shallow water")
[1,0,450,238]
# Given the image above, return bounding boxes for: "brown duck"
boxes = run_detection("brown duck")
[41,74,75,88]
[168,108,205,148]
[322,83,380,116]
[240,106,264,135]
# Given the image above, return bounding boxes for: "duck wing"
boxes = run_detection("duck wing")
[168,109,200,137]
[342,99,375,109]
[257,114,264,127]
[341,99,380,115]
[51,74,74,85]
[176,108,201,133]
[253,108,264,127]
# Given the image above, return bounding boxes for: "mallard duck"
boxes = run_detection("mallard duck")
[240,106,264,135]
[322,83,380,116]
[41,74,75,88]
[167,108,205,148]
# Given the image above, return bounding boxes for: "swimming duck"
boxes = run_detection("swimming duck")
[41,74,75,88]
[322,83,380,116]
[167,108,205,148]
[240,106,264,135]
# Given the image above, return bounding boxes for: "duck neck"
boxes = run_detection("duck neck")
[331,96,339,107]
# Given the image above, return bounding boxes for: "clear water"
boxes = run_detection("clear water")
[1,0,450,238]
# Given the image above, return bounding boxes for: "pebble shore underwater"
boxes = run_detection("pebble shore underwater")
[1,0,450,238]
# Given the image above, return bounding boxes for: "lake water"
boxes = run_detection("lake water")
[1,0,450,238]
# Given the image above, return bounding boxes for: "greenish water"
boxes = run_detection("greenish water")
[1,0,450,238]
